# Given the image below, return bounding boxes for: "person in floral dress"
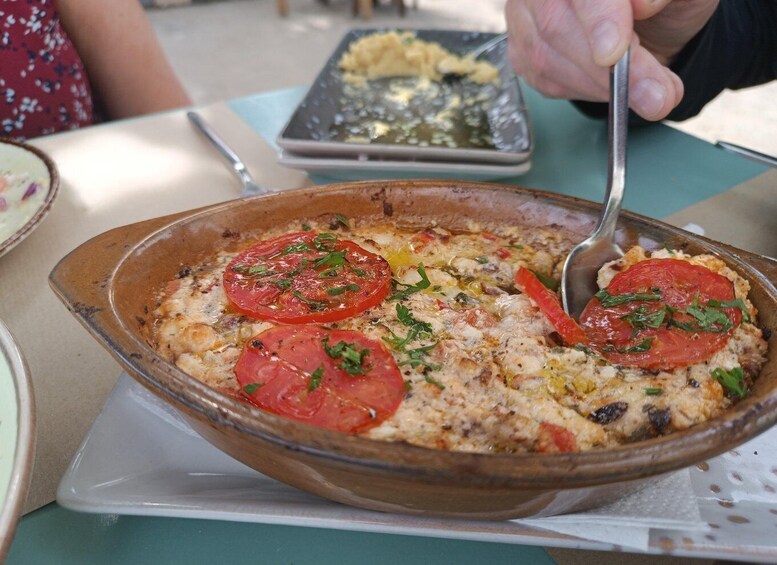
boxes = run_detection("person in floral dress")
[1,0,190,140]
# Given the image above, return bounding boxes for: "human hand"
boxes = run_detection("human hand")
[505,0,719,121]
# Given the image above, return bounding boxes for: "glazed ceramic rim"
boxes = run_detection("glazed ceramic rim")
[0,319,36,561]
[0,137,60,257]
[103,182,777,489]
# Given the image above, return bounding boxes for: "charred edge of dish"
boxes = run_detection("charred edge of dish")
[222,228,241,239]
[369,187,388,203]
[129,352,142,360]
[72,302,103,320]
[383,201,393,217]
[176,265,192,279]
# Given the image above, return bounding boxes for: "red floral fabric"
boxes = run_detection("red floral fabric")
[1,0,94,140]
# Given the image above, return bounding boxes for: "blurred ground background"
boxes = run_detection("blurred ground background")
[144,1,771,563]
[147,0,777,159]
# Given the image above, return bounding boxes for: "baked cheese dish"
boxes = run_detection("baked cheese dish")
[152,215,767,454]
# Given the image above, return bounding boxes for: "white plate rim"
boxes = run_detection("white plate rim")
[0,319,36,561]
[0,139,60,258]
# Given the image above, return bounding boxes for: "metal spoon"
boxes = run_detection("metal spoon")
[186,111,267,196]
[560,49,630,319]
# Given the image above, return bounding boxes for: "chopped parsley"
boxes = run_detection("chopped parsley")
[388,263,431,301]
[313,249,347,269]
[396,304,433,335]
[334,213,350,229]
[326,283,360,296]
[312,232,337,251]
[666,296,734,333]
[301,223,312,231]
[531,270,559,292]
[706,297,752,323]
[307,366,324,391]
[242,383,263,394]
[622,305,666,332]
[383,304,439,373]
[399,344,441,372]
[269,278,294,290]
[644,387,663,396]
[322,337,370,375]
[280,242,312,255]
[711,366,747,398]
[475,256,489,264]
[231,264,275,277]
[604,338,652,354]
[423,374,445,390]
[292,290,326,311]
[595,288,662,307]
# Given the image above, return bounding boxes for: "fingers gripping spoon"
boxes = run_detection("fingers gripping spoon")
[560,49,630,319]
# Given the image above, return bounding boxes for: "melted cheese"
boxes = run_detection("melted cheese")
[152,220,768,454]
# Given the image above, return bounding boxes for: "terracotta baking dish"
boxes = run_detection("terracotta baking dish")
[49,180,777,519]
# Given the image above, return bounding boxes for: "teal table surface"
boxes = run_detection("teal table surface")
[8,84,767,565]
[7,504,554,565]
[229,84,767,219]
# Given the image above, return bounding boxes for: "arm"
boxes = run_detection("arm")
[57,0,191,120]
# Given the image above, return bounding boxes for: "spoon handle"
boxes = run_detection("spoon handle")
[594,49,630,240]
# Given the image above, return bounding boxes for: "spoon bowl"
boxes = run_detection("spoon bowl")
[561,49,630,319]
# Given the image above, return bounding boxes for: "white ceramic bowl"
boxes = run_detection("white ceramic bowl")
[0,138,60,258]
[0,319,36,561]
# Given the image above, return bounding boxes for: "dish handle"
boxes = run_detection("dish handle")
[48,210,190,349]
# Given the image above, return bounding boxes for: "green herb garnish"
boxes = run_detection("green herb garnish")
[292,290,326,311]
[308,366,324,391]
[231,264,275,277]
[711,367,747,398]
[531,270,559,292]
[475,256,489,264]
[644,387,663,396]
[313,249,347,269]
[707,297,751,323]
[382,304,439,373]
[604,338,653,354]
[334,213,350,229]
[301,223,312,231]
[595,289,662,307]
[388,263,431,301]
[326,283,361,296]
[322,337,370,375]
[242,383,263,394]
[622,305,666,332]
[312,232,337,251]
[269,278,294,290]
[396,304,432,335]
[398,344,441,372]
[423,374,445,390]
[280,242,312,255]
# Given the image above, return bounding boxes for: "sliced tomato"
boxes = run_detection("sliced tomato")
[536,422,578,453]
[579,259,742,370]
[234,325,405,433]
[514,267,589,346]
[223,232,391,323]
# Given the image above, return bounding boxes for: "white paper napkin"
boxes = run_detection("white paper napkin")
[517,471,708,551]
